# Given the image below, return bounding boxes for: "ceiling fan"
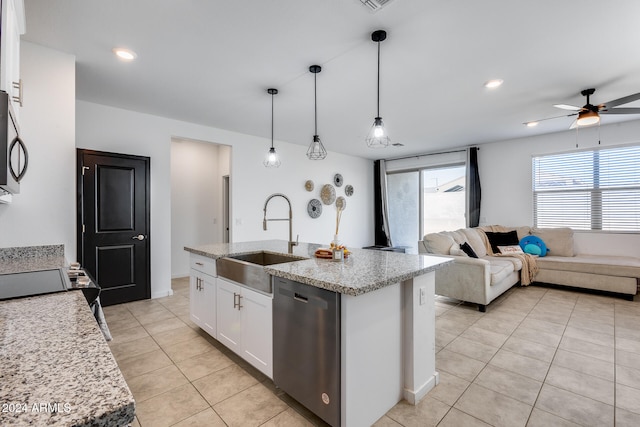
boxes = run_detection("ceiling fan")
[527,88,640,129]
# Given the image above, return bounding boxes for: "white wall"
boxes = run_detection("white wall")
[171,138,228,277]
[0,42,76,260]
[76,101,374,297]
[479,119,640,257]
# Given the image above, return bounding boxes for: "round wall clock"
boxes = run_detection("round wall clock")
[345,185,354,197]
[333,173,343,187]
[307,199,322,218]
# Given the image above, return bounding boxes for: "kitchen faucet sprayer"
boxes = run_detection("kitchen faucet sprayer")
[262,193,298,253]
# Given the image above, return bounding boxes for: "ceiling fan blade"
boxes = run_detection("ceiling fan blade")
[600,107,640,115]
[554,104,582,111]
[569,119,578,129]
[524,113,578,125]
[602,92,640,109]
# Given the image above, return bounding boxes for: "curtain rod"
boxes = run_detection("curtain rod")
[383,146,478,162]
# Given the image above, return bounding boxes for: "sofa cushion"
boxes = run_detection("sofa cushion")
[460,242,479,258]
[531,227,574,257]
[487,259,517,285]
[485,230,520,253]
[537,255,640,278]
[461,228,488,257]
[423,232,456,255]
[483,255,523,271]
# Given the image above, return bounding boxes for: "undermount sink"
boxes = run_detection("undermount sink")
[217,251,307,294]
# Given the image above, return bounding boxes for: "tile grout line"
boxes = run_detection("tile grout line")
[524,288,578,427]
[436,286,543,425]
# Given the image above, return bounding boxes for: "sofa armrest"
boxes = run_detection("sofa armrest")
[435,255,492,305]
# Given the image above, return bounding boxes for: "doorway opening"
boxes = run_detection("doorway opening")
[170,137,231,278]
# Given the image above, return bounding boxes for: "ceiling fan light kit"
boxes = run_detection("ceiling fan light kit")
[530,87,640,129]
[366,29,391,148]
[264,88,281,168]
[576,109,600,127]
[307,65,328,160]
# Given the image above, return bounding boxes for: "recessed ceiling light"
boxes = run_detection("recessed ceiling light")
[525,121,539,127]
[112,48,137,61]
[484,79,504,89]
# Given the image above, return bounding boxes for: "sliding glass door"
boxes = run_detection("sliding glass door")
[422,165,466,234]
[386,164,466,253]
[387,171,420,253]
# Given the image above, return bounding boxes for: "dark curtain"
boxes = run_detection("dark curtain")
[373,160,392,246]
[467,147,482,227]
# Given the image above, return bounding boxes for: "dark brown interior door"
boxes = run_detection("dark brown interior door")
[77,149,150,306]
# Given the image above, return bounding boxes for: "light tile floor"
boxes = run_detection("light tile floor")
[104,278,640,426]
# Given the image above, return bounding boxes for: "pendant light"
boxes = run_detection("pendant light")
[366,30,390,148]
[307,65,327,160]
[264,88,281,168]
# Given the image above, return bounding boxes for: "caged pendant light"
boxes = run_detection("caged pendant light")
[366,30,390,148]
[307,65,327,160]
[264,88,281,168]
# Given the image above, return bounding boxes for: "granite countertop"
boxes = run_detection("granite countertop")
[185,240,452,296]
[0,291,135,427]
[0,244,67,275]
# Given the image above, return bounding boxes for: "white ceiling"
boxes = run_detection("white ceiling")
[22,0,640,160]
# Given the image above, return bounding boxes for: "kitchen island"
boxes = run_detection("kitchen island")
[185,240,451,427]
[0,246,135,427]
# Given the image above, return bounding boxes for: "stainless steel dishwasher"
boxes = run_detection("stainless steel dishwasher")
[273,277,341,427]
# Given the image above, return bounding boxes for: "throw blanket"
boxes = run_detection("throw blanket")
[477,228,538,286]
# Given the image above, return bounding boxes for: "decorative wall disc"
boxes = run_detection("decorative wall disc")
[333,173,343,187]
[336,196,346,210]
[305,180,314,192]
[307,199,322,218]
[320,184,336,205]
[345,184,354,197]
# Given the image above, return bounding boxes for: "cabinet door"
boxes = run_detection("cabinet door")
[199,274,217,337]
[241,288,273,378]
[216,278,242,353]
[0,0,23,122]
[189,272,205,328]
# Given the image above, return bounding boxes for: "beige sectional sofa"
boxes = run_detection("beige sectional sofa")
[418,226,640,311]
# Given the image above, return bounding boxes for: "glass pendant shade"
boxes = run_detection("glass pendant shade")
[264,88,281,168]
[366,116,390,148]
[307,135,327,160]
[264,146,281,168]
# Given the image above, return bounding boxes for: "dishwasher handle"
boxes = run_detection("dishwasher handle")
[278,286,330,310]
[293,293,308,303]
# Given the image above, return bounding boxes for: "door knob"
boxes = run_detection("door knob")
[132,234,146,241]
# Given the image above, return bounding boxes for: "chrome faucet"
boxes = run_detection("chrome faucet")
[263,193,299,254]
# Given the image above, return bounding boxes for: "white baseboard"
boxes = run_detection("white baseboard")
[151,289,174,299]
[403,371,439,405]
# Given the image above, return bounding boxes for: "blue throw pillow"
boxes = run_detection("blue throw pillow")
[519,236,547,257]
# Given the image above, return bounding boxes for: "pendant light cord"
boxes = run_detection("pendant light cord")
[271,92,275,149]
[314,72,318,135]
[377,40,381,117]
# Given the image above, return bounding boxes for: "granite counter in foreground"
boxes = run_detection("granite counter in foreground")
[0,291,135,427]
[184,240,452,296]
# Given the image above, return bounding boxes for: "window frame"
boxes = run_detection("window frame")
[532,143,640,233]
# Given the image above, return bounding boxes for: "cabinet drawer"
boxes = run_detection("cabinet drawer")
[190,254,217,276]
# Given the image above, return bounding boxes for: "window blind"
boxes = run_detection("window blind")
[532,145,640,231]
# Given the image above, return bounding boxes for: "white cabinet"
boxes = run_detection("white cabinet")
[216,277,273,378]
[189,254,216,337]
[190,271,216,337]
[0,0,25,123]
